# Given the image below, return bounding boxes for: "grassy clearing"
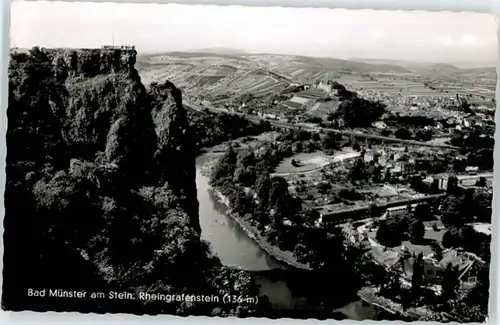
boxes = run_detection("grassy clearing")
[274,151,331,174]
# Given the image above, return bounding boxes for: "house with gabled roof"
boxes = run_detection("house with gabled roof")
[367,237,485,288]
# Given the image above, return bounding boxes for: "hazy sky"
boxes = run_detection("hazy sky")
[10,0,498,64]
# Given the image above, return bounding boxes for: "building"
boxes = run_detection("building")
[370,243,485,287]
[465,166,479,174]
[423,176,446,191]
[364,150,374,163]
[399,248,485,285]
[282,100,306,110]
[316,81,334,94]
[101,45,135,50]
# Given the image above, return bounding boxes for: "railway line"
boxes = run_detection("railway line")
[183,100,460,150]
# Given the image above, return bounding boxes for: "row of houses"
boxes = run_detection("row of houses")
[422,173,493,192]
[347,228,486,290]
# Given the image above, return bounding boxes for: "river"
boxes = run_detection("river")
[196,153,301,310]
[196,154,283,271]
[195,153,378,317]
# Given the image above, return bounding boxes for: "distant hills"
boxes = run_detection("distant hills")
[351,58,459,69]
[184,47,249,55]
[352,57,496,72]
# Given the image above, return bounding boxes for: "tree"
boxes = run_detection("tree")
[368,203,382,219]
[352,140,361,152]
[442,263,459,301]
[255,172,272,204]
[453,157,467,172]
[473,190,492,223]
[335,96,386,127]
[464,266,490,318]
[447,176,459,194]
[475,177,487,187]
[395,128,412,140]
[231,191,253,214]
[432,222,439,231]
[441,195,464,228]
[414,202,434,221]
[348,158,367,182]
[412,253,424,300]
[431,241,443,261]
[338,188,363,201]
[384,275,402,298]
[381,129,392,137]
[459,97,472,114]
[370,263,390,291]
[419,312,451,322]
[410,175,425,192]
[211,146,237,187]
[409,220,425,244]
[292,141,303,153]
[372,165,383,183]
[318,181,332,194]
[322,131,340,150]
[376,218,403,247]
[233,165,257,187]
[442,227,460,249]
[415,129,433,142]
[342,241,373,289]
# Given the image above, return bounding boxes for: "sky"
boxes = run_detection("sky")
[10,0,498,65]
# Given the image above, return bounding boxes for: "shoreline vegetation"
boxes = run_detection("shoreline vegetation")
[198,147,380,319]
[197,126,491,322]
[199,153,311,270]
[4,47,268,316]
[213,188,312,270]
[8,45,491,320]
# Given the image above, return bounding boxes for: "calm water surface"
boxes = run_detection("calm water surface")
[195,153,372,316]
[196,153,281,271]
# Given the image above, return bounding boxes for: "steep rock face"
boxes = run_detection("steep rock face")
[62,73,157,181]
[149,81,200,232]
[49,47,137,79]
[4,47,259,315]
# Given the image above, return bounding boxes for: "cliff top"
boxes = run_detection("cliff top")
[10,46,139,78]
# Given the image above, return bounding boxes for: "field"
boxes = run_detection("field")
[274,152,331,175]
[137,51,496,118]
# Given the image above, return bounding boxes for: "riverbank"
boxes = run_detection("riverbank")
[195,152,377,320]
[357,287,450,321]
[211,188,312,270]
[199,153,311,270]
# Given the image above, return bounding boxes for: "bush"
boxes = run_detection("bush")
[376,218,403,247]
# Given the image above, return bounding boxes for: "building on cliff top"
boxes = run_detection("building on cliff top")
[102,45,135,50]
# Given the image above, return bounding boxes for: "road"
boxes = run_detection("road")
[183,100,460,150]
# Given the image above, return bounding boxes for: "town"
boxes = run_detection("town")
[5,1,495,322]
[138,49,494,321]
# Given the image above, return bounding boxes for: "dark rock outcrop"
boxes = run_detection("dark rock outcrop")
[49,47,137,79]
[3,47,261,316]
[148,81,199,231]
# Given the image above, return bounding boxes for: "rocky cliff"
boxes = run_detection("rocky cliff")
[3,47,263,315]
[49,47,137,78]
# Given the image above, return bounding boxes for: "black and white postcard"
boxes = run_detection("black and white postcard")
[3,1,496,322]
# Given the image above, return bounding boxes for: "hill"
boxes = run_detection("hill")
[186,47,249,55]
[3,47,266,316]
[137,51,248,62]
[350,58,461,76]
